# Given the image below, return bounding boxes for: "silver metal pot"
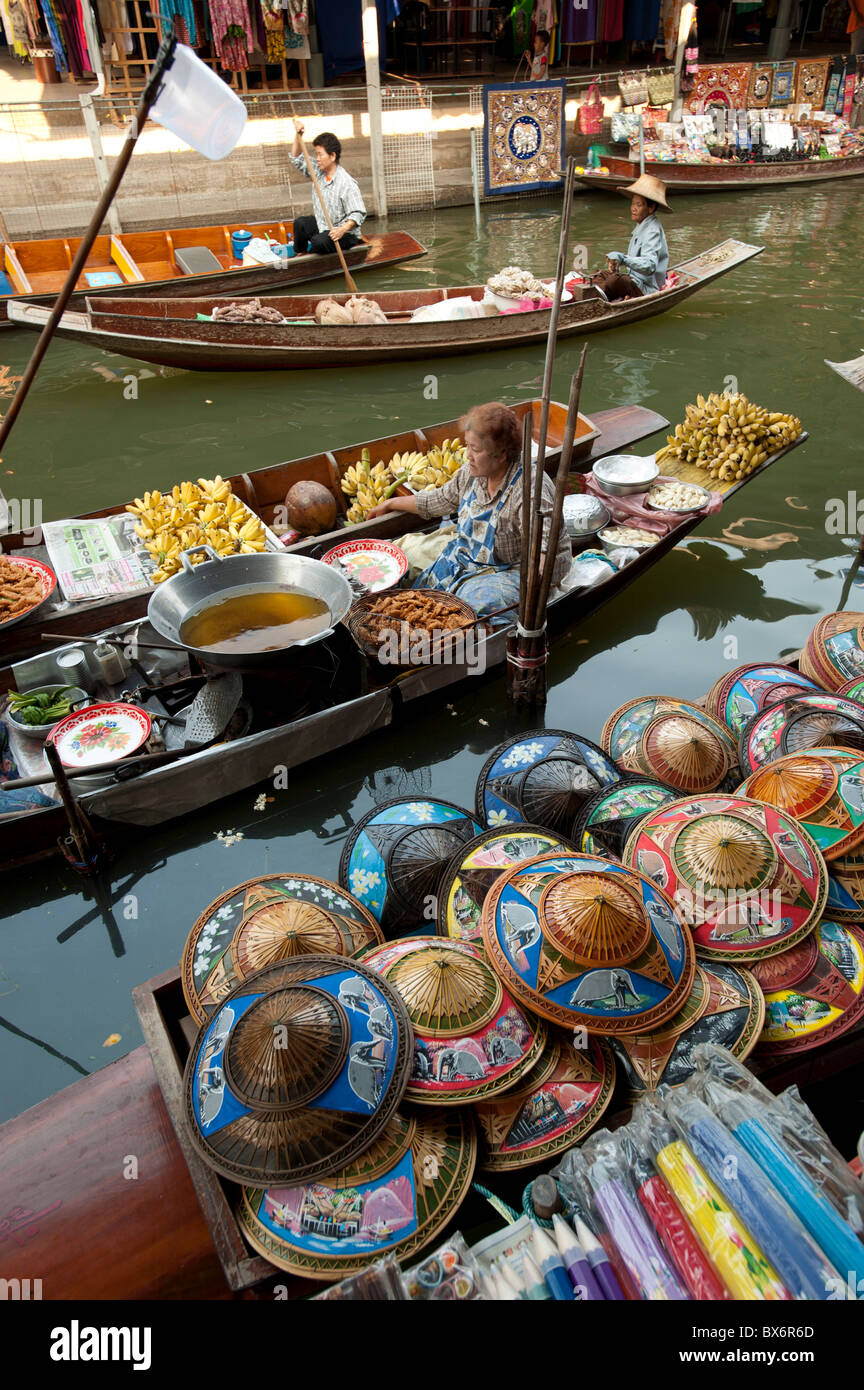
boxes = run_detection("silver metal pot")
[147,545,352,667]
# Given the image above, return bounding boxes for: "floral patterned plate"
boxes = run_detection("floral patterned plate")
[48,701,151,768]
[321,540,408,593]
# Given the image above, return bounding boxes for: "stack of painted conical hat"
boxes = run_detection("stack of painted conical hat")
[181,875,383,1025]
[480,851,695,1033]
[622,795,828,962]
[183,955,413,1184]
[738,692,864,775]
[825,846,864,919]
[472,1031,616,1171]
[753,918,864,1057]
[237,1108,476,1280]
[738,748,864,861]
[610,961,763,1095]
[572,777,680,859]
[339,797,484,937]
[705,663,821,738]
[437,825,576,941]
[601,696,739,793]
[837,676,864,703]
[799,611,864,690]
[358,935,546,1104]
[474,730,620,836]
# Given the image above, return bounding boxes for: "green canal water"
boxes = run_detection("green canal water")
[1,184,863,1125]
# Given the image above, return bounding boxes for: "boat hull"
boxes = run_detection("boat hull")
[7,239,764,370]
[576,152,864,194]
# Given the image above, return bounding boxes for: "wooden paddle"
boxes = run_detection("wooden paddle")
[289,107,359,294]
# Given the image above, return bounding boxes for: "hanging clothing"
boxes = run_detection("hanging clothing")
[624,0,661,40]
[601,0,624,41]
[158,0,197,44]
[285,0,308,33]
[561,0,597,47]
[5,0,31,55]
[262,0,285,60]
[40,0,69,72]
[208,0,254,67]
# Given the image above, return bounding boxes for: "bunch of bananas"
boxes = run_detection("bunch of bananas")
[340,439,467,524]
[126,476,267,584]
[655,393,802,483]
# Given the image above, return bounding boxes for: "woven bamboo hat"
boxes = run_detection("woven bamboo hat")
[618,174,672,212]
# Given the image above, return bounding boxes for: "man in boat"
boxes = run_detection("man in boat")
[289,122,367,256]
[591,174,671,302]
[367,402,572,618]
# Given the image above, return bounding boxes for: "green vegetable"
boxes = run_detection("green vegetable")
[7,685,77,725]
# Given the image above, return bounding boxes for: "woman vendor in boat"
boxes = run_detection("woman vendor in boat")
[367,402,572,618]
[289,121,367,256]
[591,174,671,302]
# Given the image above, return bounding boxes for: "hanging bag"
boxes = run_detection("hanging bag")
[578,81,603,135]
[646,70,674,106]
[618,69,649,106]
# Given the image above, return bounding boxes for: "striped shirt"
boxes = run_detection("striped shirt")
[414,461,573,586]
[288,153,367,235]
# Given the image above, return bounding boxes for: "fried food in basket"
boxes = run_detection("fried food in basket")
[0,556,44,622]
[356,590,470,651]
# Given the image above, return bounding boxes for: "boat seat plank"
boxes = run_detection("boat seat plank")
[110,235,145,283]
[4,246,32,295]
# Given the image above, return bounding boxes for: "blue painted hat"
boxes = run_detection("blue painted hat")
[475,729,620,836]
[339,796,484,936]
[183,954,413,1185]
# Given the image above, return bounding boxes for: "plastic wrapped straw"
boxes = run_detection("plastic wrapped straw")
[664,1089,840,1301]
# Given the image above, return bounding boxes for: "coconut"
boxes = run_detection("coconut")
[283,481,338,536]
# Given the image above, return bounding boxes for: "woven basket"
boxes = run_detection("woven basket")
[347,588,477,665]
[618,70,649,106]
[646,71,674,105]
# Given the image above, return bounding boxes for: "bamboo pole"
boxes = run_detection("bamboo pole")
[288,100,359,294]
[45,740,105,871]
[534,346,589,622]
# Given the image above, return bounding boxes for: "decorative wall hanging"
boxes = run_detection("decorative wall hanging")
[437,825,576,942]
[623,795,828,962]
[748,63,774,108]
[473,1032,615,1171]
[757,920,864,1056]
[183,955,413,1185]
[360,936,546,1104]
[181,875,382,1025]
[339,797,484,937]
[238,1109,476,1278]
[705,663,821,739]
[572,777,680,859]
[601,696,739,794]
[738,692,864,775]
[799,611,864,690]
[684,63,753,114]
[770,60,796,106]
[795,57,830,108]
[738,748,864,861]
[481,851,695,1033]
[482,80,567,197]
[475,729,619,835]
[611,963,763,1094]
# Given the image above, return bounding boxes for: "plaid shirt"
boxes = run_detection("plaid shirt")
[288,153,367,235]
[414,461,572,586]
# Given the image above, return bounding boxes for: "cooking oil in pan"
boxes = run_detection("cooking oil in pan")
[181,586,330,654]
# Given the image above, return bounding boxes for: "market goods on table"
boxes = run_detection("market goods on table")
[125,476,268,583]
[0,554,55,625]
[655,392,802,481]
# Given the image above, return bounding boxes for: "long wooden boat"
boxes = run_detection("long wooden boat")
[0,405,809,869]
[6,239,763,370]
[0,223,427,327]
[575,151,864,194]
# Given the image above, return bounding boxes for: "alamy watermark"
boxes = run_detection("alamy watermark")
[376,621,486,674]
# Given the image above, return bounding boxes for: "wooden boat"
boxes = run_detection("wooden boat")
[7,239,764,371]
[0,223,427,327]
[0,402,808,869]
[826,351,864,393]
[575,151,864,194]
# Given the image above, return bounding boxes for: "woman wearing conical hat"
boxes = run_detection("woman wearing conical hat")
[590,174,671,303]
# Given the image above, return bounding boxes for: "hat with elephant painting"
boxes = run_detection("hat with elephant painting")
[359,935,547,1103]
[481,851,695,1033]
[183,954,414,1184]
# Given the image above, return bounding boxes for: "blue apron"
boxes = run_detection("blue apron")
[415,467,522,620]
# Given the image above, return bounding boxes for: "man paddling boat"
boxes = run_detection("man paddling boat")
[591,174,671,302]
[289,121,367,256]
[367,402,572,618]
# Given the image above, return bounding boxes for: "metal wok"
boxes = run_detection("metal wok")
[147,545,352,668]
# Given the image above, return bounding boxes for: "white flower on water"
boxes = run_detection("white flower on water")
[351,868,381,896]
[488,808,514,826]
[502,741,544,769]
[253,793,267,812]
[216,829,245,847]
[406,802,436,821]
